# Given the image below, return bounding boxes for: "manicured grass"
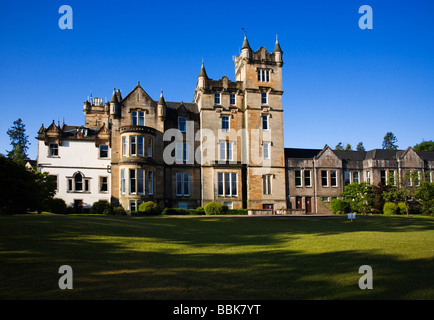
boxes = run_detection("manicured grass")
[0,214,433,299]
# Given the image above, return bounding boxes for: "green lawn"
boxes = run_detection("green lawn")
[0,214,433,300]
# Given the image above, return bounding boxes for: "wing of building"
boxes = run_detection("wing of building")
[36,35,433,213]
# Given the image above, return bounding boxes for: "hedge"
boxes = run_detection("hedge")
[383,202,398,215]
[204,202,228,215]
[138,201,161,216]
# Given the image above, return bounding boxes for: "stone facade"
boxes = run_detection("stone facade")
[37,35,287,211]
[36,34,433,213]
[285,146,434,214]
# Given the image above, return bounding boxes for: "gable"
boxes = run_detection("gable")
[122,83,157,109]
[400,147,424,167]
[315,147,342,167]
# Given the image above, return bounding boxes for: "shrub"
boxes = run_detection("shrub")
[189,207,205,215]
[397,202,408,215]
[48,198,67,214]
[329,198,350,215]
[90,200,113,215]
[112,206,127,216]
[204,202,228,215]
[138,201,161,216]
[227,209,248,215]
[162,208,189,215]
[383,202,398,215]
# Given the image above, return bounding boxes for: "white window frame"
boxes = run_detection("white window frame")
[331,170,338,187]
[99,144,109,158]
[132,111,145,126]
[295,170,302,187]
[366,170,371,185]
[229,94,236,106]
[262,115,269,131]
[49,143,59,157]
[221,116,230,131]
[214,92,221,105]
[122,137,127,157]
[129,168,145,195]
[219,141,233,161]
[176,173,190,196]
[121,169,126,194]
[263,174,272,194]
[218,172,237,197]
[304,170,311,187]
[263,142,270,160]
[147,137,153,158]
[257,69,270,82]
[176,143,189,162]
[261,92,268,105]
[321,170,328,187]
[99,176,108,193]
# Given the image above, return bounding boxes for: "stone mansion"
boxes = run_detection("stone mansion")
[36,35,434,213]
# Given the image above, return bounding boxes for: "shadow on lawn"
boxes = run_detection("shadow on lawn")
[0,215,433,299]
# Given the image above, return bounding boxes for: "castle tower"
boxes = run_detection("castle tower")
[194,34,286,210]
[234,34,286,210]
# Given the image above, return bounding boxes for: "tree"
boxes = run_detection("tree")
[335,142,344,150]
[414,181,434,215]
[356,142,366,151]
[0,155,56,214]
[341,182,374,214]
[382,132,398,150]
[414,140,434,152]
[6,118,30,165]
[345,143,352,151]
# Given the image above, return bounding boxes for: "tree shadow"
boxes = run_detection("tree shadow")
[0,215,433,299]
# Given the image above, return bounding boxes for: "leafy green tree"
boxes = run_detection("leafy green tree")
[414,181,434,215]
[414,140,434,152]
[382,132,398,150]
[356,142,366,151]
[0,155,56,214]
[335,142,344,150]
[345,143,352,151]
[6,118,30,166]
[341,182,374,214]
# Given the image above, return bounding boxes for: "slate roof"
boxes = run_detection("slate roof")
[284,148,322,159]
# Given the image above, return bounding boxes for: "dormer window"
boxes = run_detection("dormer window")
[214,92,221,105]
[132,111,145,126]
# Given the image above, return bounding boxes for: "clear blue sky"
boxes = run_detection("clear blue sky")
[1,0,433,160]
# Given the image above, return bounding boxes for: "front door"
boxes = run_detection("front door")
[74,199,83,213]
[296,197,302,209]
[305,197,312,213]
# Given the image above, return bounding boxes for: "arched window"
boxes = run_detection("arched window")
[74,172,83,191]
